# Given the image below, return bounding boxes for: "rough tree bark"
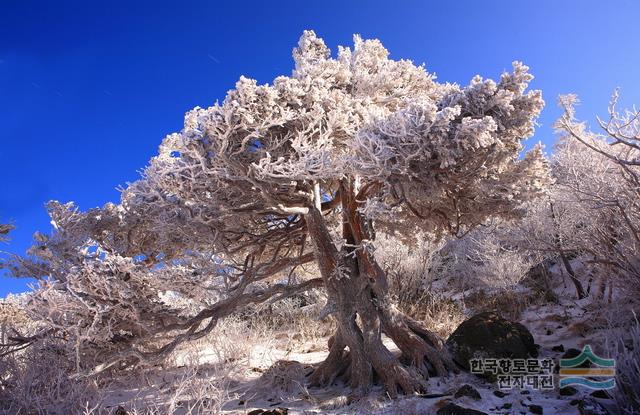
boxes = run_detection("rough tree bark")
[305,181,457,398]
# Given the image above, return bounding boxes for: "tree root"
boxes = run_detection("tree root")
[382,305,459,379]
[308,306,458,399]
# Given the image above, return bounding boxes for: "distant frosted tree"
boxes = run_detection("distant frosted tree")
[552,93,640,298]
[6,32,549,396]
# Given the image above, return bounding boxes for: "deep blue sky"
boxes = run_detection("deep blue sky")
[1,1,639,296]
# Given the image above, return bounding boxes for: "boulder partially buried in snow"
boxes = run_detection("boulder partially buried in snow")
[446,311,537,371]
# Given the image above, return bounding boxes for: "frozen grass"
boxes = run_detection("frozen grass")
[606,311,640,414]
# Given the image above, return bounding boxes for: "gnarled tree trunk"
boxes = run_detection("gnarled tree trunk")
[304,182,457,398]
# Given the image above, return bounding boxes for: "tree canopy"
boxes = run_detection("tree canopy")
[2,31,550,395]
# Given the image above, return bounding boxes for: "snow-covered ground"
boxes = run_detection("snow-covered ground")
[96,260,623,414]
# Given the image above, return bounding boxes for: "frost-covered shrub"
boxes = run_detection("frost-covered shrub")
[0,340,103,414]
[0,293,103,413]
[374,231,449,303]
[447,224,535,291]
[373,233,465,337]
[607,313,640,414]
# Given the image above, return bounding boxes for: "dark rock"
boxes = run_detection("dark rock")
[446,312,537,373]
[114,407,128,415]
[590,390,611,399]
[529,404,543,414]
[454,384,482,400]
[551,344,565,353]
[436,402,488,415]
[493,390,509,398]
[421,393,451,399]
[546,329,553,335]
[559,386,578,396]
[577,399,609,415]
[501,403,513,409]
[570,399,581,406]
[521,390,531,395]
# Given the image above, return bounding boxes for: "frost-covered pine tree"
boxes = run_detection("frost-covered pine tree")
[7,31,549,396]
[143,31,548,395]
